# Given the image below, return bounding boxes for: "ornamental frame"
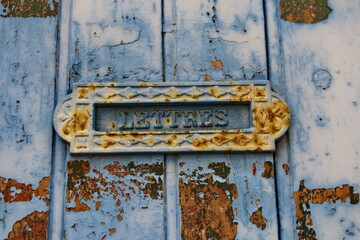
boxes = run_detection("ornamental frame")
[53,81,291,154]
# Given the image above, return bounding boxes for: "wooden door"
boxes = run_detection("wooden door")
[0,0,359,240]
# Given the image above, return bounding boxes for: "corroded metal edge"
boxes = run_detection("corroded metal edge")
[53,81,291,154]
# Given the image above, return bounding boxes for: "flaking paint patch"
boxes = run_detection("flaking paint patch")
[282,164,289,175]
[1,0,58,18]
[179,162,238,240]
[280,0,332,23]
[293,180,359,240]
[211,57,223,69]
[249,207,267,230]
[66,160,164,213]
[5,211,49,240]
[0,176,50,205]
[261,161,274,179]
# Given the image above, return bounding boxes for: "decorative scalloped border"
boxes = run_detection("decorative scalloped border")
[53,81,291,153]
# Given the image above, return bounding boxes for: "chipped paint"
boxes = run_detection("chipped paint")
[179,162,238,239]
[280,0,332,23]
[211,57,223,69]
[250,207,267,230]
[261,161,274,179]
[282,164,289,175]
[5,211,49,240]
[66,160,164,212]
[1,0,58,18]
[293,181,359,239]
[0,176,50,205]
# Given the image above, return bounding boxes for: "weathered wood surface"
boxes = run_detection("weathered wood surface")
[164,0,279,239]
[61,0,166,239]
[266,0,360,239]
[0,2,58,238]
[2,0,359,239]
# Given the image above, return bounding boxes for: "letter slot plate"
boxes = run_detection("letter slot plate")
[53,81,291,154]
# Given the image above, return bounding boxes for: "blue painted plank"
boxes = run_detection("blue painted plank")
[164,0,280,239]
[60,0,166,239]
[266,0,360,239]
[0,16,58,239]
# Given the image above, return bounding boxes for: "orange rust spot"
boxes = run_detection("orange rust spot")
[255,199,260,206]
[232,134,253,146]
[1,0,58,18]
[77,88,89,99]
[62,108,90,136]
[179,166,238,239]
[293,181,359,239]
[212,133,229,146]
[254,87,266,98]
[209,87,221,98]
[0,176,50,204]
[253,97,290,136]
[66,197,91,212]
[89,84,95,91]
[102,138,116,148]
[249,207,267,230]
[179,162,185,167]
[203,74,211,81]
[252,163,257,176]
[117,215,123,221]
[261,161,274,179]
[280,0,332,24]
[165,134,178,147]
[192,137,208,149]
[109,228,116,233]
[282,164,289,175]
[34,176,50,205]
[110,121,116,130]
[95,201,102,211]
[5,211,49,240]
[210,57,223,69]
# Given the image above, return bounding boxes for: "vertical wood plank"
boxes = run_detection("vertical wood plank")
[0,4,59,239]
[267,0,360,239]
[62,0,165,239]
[164,0,279,239]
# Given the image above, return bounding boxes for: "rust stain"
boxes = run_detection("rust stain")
[253,97,290,137]
[1,0,58,18]
[294,180,359,239]
[249,207,267,230]
[66,160,164,212]
[211,57,223,69]
[282,164,289,175]
[0,176,50,205]
[62,108,90,137]
[77,88,89,99]
[5,211,49,240]
[179,162,238,240]
[203,74,211,82]
[280,0,332,23]
[109,228,117,233]
[261,161,274,179]
[252,163,257,176]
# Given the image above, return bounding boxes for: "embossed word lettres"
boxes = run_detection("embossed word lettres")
[53,81,291,153]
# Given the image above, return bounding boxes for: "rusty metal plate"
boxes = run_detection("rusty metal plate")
[53,81,291,153]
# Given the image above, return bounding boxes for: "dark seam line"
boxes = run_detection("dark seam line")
[161,0,166,83]
[160,0,169,239]
[262,0,283,239]
[49,4,65,238]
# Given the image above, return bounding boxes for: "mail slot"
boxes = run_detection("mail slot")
[53,81,290,153]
